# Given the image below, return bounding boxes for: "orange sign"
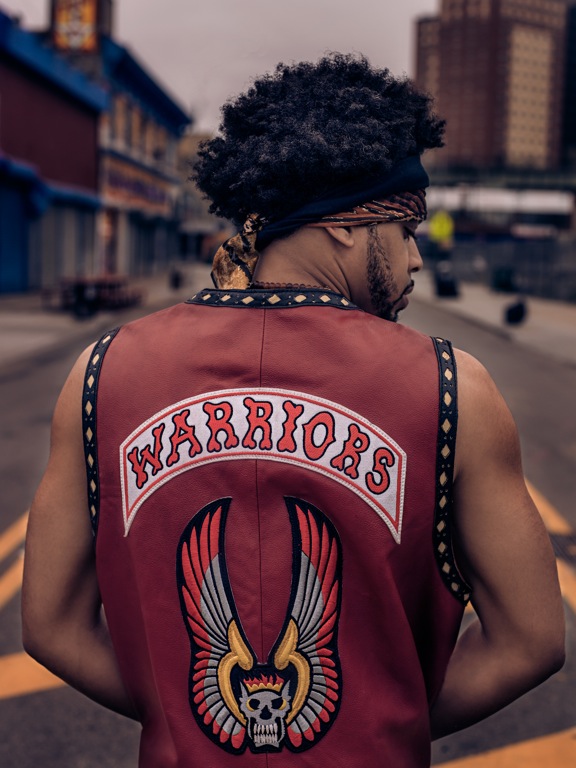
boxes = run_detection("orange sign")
[53,0,98,52]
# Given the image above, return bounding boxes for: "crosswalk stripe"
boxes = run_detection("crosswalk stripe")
[0,511,28,562]
[436,726,576,766]
[557,559,576,615]
[524,478,576,614]
[0,652,65,699]
[526,480,573,535]
[0,557,24,612]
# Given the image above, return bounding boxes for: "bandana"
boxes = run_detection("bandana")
[306,189,427,229]
[211,155,429,290]
[211,213,267,290]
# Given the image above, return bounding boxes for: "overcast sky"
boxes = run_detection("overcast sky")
[4,0,439,132]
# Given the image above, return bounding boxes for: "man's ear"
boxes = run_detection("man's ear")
[324,226,357,248]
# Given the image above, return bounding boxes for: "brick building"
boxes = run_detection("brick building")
[0,9,107,293]
[415,0,568,171]
[46,0,191,277]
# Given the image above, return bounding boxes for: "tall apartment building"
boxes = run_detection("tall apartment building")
[563,3,576,165]
[415,0,568,170]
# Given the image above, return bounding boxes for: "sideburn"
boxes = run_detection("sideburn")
[366,226,398,322]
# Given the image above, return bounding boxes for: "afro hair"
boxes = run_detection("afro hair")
[193,52,444,227]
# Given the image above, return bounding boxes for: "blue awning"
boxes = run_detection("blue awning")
[0,153,102,216]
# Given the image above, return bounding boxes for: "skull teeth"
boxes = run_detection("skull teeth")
[253,722,279,746]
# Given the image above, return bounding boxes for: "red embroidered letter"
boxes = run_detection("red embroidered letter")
[127,424,165,489]
[242,397,273,450]
[278,400,304,453]
[330,424,370,479]
[366,447,395,494]
[203,401,239,452]
[303,412,336,461]
[167,409,203,466]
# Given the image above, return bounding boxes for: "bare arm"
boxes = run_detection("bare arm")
[21,347,139,720]
[430,349,565,739]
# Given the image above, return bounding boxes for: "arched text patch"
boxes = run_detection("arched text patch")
[120,388,406,540]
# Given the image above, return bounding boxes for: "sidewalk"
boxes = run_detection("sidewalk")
[1,264,575,375]
[412,270,576,368]
[0,263,212,377]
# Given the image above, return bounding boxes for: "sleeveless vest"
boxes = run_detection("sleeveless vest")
[83,287,470,768]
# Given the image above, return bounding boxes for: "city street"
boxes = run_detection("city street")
[0,294,575,766]
[3,0,576,764]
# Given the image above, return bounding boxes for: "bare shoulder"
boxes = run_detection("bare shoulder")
[452,345,526,536]
[26,341,98,539]
[453,347,520,478]
[454,347,508,416]
[56,343,94,415]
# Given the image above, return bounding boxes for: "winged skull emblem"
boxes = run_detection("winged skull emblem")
[177,496,342,754]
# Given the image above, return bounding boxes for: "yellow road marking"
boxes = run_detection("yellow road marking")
[526,480,573,535]
[0,511,28,562]
[0,652,65,699]
[0,556,24,612]
[557,559,576,616]
[524,478,576,614]
[436,726,576,766]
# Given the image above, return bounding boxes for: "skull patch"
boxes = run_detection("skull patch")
[177,497,343,754]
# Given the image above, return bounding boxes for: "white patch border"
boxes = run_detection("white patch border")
[119,387,407,542]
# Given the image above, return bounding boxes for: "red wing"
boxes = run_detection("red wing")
[178,498,250,751]
[282,498,342,748]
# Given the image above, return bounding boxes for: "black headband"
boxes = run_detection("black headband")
[256,154,429,249]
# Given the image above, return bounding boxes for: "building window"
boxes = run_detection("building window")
[124,99,132,149]
[131,105,141,152]
[113,95,126,145]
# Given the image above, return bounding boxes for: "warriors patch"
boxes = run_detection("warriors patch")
[176,497,342,754]
[121,388,406,541]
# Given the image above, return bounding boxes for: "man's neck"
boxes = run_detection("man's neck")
[251,229,350,297]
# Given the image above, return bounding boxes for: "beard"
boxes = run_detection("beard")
[366,226,402,322]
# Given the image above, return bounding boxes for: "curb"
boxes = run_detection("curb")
[412,291,576,369]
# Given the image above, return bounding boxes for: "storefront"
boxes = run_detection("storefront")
[99,150,178,276]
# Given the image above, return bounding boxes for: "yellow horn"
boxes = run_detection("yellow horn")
[274,619,310,724]
[217,620,253,725]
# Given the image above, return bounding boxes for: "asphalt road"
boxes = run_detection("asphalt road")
[0,297,574,767]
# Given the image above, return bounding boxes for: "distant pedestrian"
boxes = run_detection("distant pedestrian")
[169,266,183,291]
[22,53,564,767]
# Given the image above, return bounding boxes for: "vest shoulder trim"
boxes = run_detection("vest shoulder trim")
[82,327,120,536]
[187,287,360,310]
[432,337,472,604]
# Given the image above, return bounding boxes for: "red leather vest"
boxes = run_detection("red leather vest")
[83,287,470,768]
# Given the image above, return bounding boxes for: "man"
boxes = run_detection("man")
[23,54,564,767]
